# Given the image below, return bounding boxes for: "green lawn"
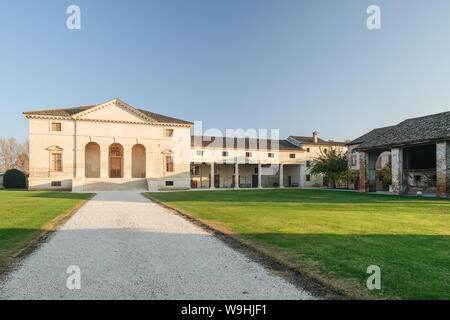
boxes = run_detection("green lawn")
[0,190,93,269]
[148,189,450,299]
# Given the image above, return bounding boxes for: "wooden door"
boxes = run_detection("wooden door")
[214,174,220,188]
[110,157,122,178]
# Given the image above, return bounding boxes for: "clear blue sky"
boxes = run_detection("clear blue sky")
[1,0,450,142]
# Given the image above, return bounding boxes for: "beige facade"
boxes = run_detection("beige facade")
[25,98,348,191]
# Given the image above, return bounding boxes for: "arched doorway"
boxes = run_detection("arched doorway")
[85,142,100,178]
[132,144,146,178]
[109,143,123,178]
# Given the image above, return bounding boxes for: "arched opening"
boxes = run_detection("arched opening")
[132,144,146,178]
[375,151,392,191]
[85,142,100,178]
[109,143,123,178]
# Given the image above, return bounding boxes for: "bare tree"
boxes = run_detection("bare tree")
[15,141,29,175]
[0,137,28,173]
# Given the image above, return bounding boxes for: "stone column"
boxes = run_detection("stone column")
[299,163,306,187]
[100,148,109,178]
[124,149,132,179]
[436,141,450,198]
[210,162,215,189]
[258,163,262,188]
[391,148,405,194]
[234,163,239,189]
[279,164,284,188]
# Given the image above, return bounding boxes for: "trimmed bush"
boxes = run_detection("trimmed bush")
[3,169,27,189]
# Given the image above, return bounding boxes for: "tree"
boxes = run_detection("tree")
[0,137,29,174]
[310,148,349,188]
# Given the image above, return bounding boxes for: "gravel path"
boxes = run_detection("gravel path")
[0,192,312,300]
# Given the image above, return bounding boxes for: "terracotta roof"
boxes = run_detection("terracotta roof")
[191,136,303,151]
[137,109,193,125]
[23,105,96,117]
[352,111,450,150]
[23,103,193,125]
[289,136,348,146]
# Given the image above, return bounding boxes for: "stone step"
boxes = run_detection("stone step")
[81,178,148,191]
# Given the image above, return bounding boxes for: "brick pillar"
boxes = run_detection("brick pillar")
[391,148,405,194]
[359,152,368,192]
[436,141,449,198]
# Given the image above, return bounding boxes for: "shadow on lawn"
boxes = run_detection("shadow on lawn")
[148,189,450,205]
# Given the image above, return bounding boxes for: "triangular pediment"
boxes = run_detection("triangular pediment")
[47,145,64,151]
[74,98,154,123]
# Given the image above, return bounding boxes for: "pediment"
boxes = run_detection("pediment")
[47,145,64,151]
[161,149,174,154]
[74,99,153,123]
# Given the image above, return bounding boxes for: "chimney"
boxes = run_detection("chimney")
[313,131,318,144]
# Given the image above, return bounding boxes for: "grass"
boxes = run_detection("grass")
[147,189,450,300]
[0,189,93,271]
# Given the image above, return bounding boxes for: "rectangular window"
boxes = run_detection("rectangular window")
[190,166,200,175]
[306,148,310,153]
[222,151,228,157]
[196,150,203,156]
[51,153,62,171]
[351,155,357,166]
[323,148,328,154]
[246,152,252,157]
[165,181,174,186]
[51,181,61,187]
[268,152,274,158]
[254,167,258,174]
[52,122,61,132]
[165,156,174,172]
[306,174,311,182]
[306,161,311,167]
[165,129,174,137]
[290,154,296,159]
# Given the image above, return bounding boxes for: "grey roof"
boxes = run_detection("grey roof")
[191,136,303,151]
[23,104,193,125]
[352,111,450,150]
[289,136,348,146]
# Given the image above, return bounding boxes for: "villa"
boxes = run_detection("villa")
[23,98,347,191]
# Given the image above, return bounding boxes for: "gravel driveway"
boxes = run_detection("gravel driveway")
[0,191,312,300]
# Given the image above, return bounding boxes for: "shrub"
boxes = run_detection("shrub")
[3,169,27,189]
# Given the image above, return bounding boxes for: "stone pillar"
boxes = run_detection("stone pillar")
[279,164,284,188]
[359,152,368,192]
[210,162,215,189]
[100,149,109,178]
[234,163,239,189]
[436,141,450,198]
[391,148,405,194]
[299,163,306,187]
[258,163,262,188]
[123,149,132,179]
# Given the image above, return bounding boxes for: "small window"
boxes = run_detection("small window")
[196,150,203,156]
[165,129,174,137]
[165,156,174,172]
[290,154,296,159]
[268,152,274,158]
[306,174,311,182]
[52,122,61,132]
[222,151,228,157]
[323,148,328,154]
[190,166,200,175]
[51,153,62,171]
[254,167,258,174]
[165,181,174,186]
[351,155,357,166]
[306,148,310,153]
[51,181,61,187]
[306,161,311,168]
[246,152,252,157]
